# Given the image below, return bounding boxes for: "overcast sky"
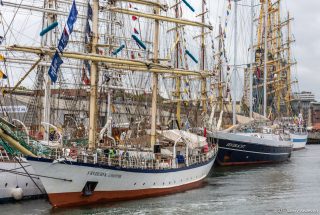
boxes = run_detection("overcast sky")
[1,0,318,100]
[284,1,320,100]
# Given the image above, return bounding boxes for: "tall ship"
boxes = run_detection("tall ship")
[0,0,218,207]
[207,0,293,166]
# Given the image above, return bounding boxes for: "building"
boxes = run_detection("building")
[291,91,316,123]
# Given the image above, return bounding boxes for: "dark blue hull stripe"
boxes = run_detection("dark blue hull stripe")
[207,135,292,165]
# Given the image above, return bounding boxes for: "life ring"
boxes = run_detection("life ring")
[69,148,78,159]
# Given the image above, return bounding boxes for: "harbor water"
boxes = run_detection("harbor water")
[2,145,320,215]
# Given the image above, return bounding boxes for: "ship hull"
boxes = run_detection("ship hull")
[27,154,216,208]
[207,132,292,166]
[291,133,308,150]
[0,160,45,202]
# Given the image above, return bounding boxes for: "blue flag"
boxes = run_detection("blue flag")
[57,28,69,53]
[57,0,78,53]
[48,51,63,83]
[87,3,93,21]
[67,0,78,34]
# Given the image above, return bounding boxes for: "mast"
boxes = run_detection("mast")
[150,1,160,149]
[175,0,181,128]
[286,12,292,115]
[263,0,268,118]
[232,0,238,126]
[201,0,207,115]
[249,0,254,118]
[88,0,99,149]
[276,1,281,115]
[43,0,56,143]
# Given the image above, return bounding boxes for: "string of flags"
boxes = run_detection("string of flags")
[0,70,7,79]
[82,2,93,85]
[129,3,146,59]
[40,21,58,37]
[48,0,78,83]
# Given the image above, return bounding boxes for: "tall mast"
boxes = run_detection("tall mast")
[175,0,181,128]
[263,0,268,118]
[43,0,56,143]
[249,0,254,118]
[150,1,160,149]
[201,0,207,115]
[88,0,99,149]
[232,0,238,126]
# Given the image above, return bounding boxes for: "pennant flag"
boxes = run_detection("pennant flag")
[132,16,138,21]
[85,20,92,44]
[182,0,195,12]
[48,51,63,83]
[67,0,78,34]
[134,28,139,34]
[87,3,93,20]
[256,67,261,79]
[81,67,90,85]
[132,34,146,50]
[57,0,78,53]
[112,44,125,56]
[130,51,135,59]
[0,70,7,79]
[58,28,70,53]
[185,50,198,64]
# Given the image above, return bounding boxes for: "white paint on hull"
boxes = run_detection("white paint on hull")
[291,133,308,150]
[28,156,216,195]
[0,161,45,201]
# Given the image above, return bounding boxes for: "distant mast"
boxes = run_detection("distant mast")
[263,0,268,118]
[249,0,254,118]
[232,0,238,126]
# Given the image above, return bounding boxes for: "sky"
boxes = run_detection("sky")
[196,0,320,100]
[1,0,319,100]
[285,0,320,100]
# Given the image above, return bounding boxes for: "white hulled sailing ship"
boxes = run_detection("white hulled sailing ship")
[0,0,219,207]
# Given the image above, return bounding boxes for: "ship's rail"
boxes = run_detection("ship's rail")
[50,144,218,170]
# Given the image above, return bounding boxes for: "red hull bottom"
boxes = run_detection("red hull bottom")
[48,180,205,208]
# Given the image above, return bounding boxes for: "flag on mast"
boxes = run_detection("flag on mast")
[57,0,78,53]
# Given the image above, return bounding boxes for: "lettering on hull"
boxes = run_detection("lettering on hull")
[87,171,122,178]
[226,143,246,149]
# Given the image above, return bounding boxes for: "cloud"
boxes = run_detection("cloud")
[286,0,320,99]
